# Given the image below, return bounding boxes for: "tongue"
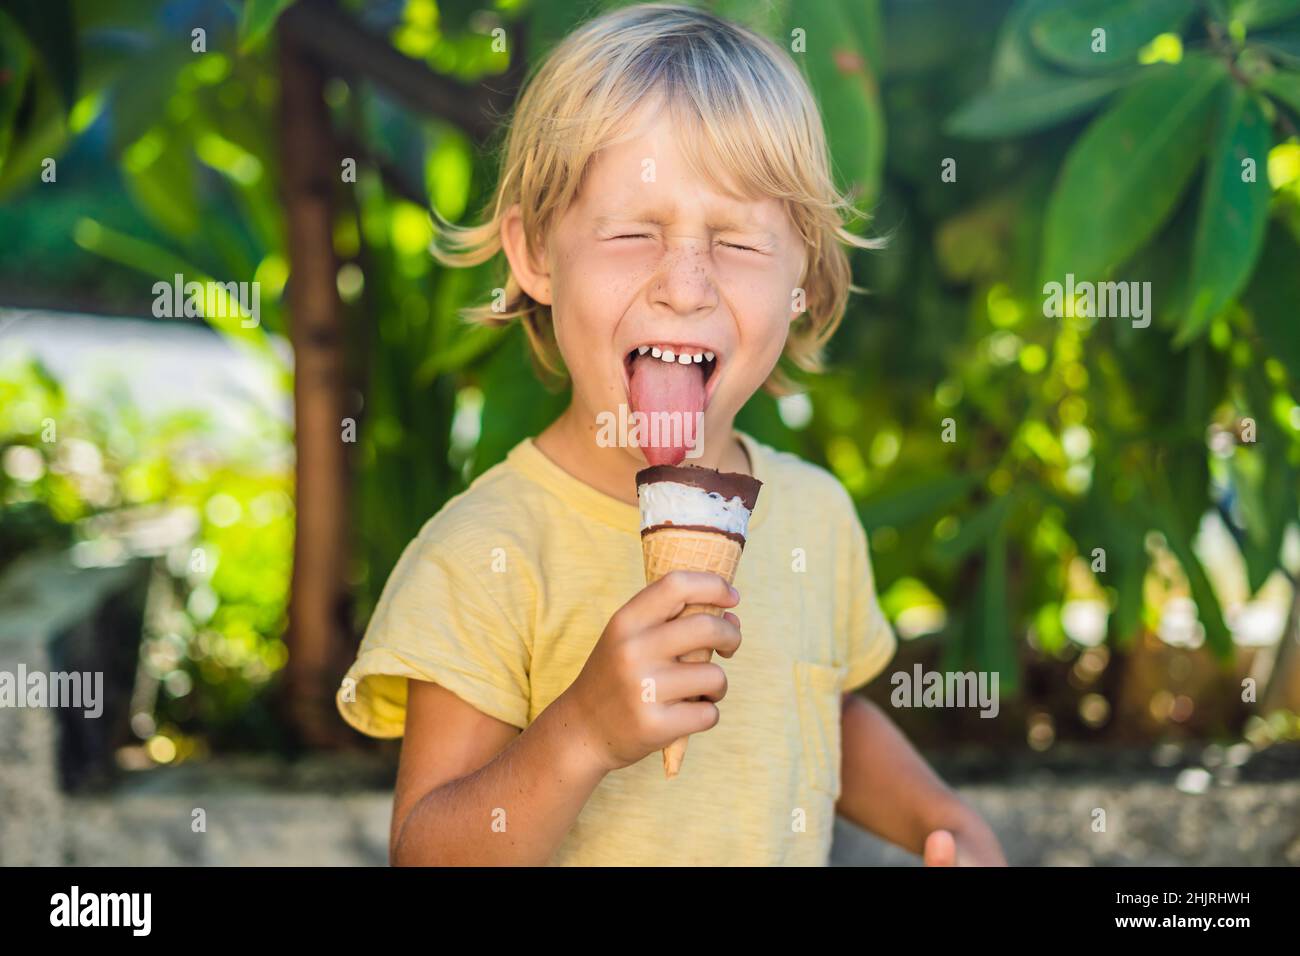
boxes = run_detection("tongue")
[628,354,705,466]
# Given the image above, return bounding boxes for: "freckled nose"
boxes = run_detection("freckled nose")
[651,241,717,316]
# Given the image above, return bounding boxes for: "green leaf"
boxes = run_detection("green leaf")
[1231,0,1300,29]
[0,79,67,197]
[787,0,885,209]
[107,46,192,154]
[1177,86,1273,343]
[4,0,78,111]
[933,495,1014,564]
[121,130,200,240]
[857,472,982,530]
[436,0,494,35]
[414,323,507,384]
[1234,373,1296,591]
[838,0,884,75]
[527,0,606,61]
[944,514,1018,689]
[991,0,1065,86]
[239,0,296,53]
[72,219,286,374]
[1244,224,1300,381]
[710,0,792,37]
[471,326,569,477]
[947,70,1131,138]
[1040,57,1225,285]
[1260,68,1300,114]
[1111,535,1148,645]
[1253,32,1300,65]
[1160,525,1231,657]
[1030,0,1197,73]
[0,12,33,168]
[977,524,1018,693]
[1147,463,1232,657]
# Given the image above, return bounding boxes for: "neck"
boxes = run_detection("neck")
[534,400,751,506]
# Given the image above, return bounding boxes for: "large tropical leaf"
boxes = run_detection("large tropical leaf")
[1231,0,1300,29]
[1235,374,1297,592]
[527,0,608,60]
[1260,68,1300,114]
[947,70,1131,138]
[471,326,569,477]
[1040,56,1225,285]
[238,0,295,53]
[839,0,884,75]
[1178,85,1273,343]
[940,521,1017,692]
[1030,0,1197,73]
[1244,224,1300,382]
[1253,31,1300,65]
[932,494,1015,564]
[1146,452,1233,657]
[0,13,32,169]
[857,472,983,530]
[786,0,886,210]
[4,0,78,111]
[711,0,791,36]
[990,0,1065,85]
[978,523,1017,693]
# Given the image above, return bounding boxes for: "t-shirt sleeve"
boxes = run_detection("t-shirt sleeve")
[842,507,897,694]
[336,531,531,738]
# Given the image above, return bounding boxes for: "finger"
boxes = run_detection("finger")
[651,660,728,704]
[716,612,741,657]
[658,699,721,741]
[623,570,738,628]
[923,830,956,867]
[658,612,741,660]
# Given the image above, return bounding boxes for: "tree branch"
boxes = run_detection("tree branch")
[278,0,525,144]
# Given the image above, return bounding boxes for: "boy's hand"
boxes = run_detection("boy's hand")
[560,570,742,773]
[923,825,1008,867]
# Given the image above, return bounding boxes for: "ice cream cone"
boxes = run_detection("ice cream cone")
[642,526,743,777]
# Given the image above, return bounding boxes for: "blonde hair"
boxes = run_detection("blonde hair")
[431,2,883,394]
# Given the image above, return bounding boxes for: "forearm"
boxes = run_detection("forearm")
[393,694,607,865]
[836,694,989,855]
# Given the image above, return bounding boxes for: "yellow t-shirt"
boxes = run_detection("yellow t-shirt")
[337,431,896,865]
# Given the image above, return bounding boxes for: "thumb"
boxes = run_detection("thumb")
[923,829,957,867]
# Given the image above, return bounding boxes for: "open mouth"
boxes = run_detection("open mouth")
[622,343,721,404]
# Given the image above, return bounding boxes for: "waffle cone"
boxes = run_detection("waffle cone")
[641,527,743,778]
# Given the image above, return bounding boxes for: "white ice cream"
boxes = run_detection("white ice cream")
[637,480,753,539]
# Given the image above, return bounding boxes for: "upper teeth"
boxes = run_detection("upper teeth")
[635,346,713,365]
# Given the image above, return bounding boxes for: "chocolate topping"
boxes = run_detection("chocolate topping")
[635,463,762,512]
[641,523,748,546]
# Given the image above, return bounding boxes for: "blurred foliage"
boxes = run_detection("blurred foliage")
[0,347,293,752]
[0,0,1298,753]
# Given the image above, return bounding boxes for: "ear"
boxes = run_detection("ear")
[500,204,552,306]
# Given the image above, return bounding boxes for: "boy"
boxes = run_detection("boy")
[337,2,1005,867]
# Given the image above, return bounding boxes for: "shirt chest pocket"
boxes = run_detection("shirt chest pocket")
[793,660,845,799]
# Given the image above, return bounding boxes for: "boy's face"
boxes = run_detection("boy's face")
[510,100,807,465]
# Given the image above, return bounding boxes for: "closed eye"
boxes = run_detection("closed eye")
[611,234,653,241]
[717,241,762,253]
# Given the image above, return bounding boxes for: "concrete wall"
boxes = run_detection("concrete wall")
[3,753,1292,866]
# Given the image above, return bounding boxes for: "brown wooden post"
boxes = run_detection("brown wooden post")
[278,22,352,748]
